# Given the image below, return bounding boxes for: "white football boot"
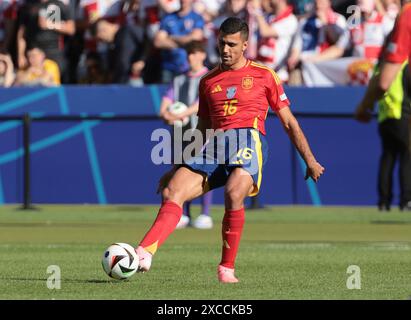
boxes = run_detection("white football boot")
[193,214,213,229]
[176,215,190,229]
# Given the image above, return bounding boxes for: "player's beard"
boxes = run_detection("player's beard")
[221,55,232,66]
[221,54,247,70]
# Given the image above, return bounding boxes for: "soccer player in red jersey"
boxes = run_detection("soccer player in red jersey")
[136,17,325,283]
[356,2,411,122]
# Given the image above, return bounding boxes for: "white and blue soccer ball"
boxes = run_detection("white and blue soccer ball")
[168,101,190,127]
[102,243,139,280]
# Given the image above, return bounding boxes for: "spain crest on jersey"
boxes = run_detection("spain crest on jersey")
[226,86,237,99]
[242,76,253,90]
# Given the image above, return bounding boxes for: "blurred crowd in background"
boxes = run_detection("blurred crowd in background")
[0,0,402,87]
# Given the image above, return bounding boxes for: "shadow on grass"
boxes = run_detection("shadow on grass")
[72,279,124,284]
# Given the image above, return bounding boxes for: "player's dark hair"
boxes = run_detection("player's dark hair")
[219,17,249,41]
[184,40,206,55]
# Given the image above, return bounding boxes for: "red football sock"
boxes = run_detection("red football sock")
[139,200,183,255]
[220,208,245,269]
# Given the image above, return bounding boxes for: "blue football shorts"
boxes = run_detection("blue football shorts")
[181,128,268,196]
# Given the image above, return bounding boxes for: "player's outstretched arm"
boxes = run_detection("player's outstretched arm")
[277,107,324,182]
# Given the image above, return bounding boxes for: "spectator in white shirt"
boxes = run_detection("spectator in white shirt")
[250,0,298,82]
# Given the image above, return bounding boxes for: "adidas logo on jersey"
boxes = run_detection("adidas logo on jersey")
[211,85,222,93]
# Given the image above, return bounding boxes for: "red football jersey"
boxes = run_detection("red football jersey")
[198,60,290,135]
[385,3,411,65]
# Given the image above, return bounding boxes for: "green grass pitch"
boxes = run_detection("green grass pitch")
[0,205,410,300]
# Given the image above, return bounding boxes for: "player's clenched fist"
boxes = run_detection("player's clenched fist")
[305,162,325,182]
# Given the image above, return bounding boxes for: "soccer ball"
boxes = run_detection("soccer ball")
[101,243,139,280]
[168,101,190,127]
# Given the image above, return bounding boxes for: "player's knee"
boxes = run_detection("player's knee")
[162,186,184,204]
[225,187,245,208]
[161,187,171,201]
